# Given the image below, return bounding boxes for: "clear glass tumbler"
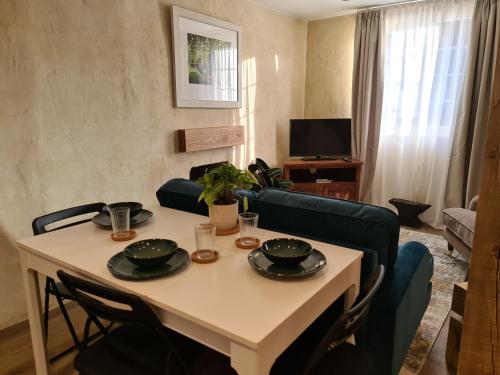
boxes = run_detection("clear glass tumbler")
[238,212,259,246]
[194,223,216,259]
[108,206,130,239]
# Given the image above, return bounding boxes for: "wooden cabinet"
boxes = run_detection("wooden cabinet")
[446,282,468,369]
[283,160,363,201]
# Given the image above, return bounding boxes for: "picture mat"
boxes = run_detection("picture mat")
[178,16,238,102]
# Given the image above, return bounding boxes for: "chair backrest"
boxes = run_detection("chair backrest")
[189,161,228,181]
[304,265,385,374]
[32,203,106,235]
[248,163,272,188]
[57,270,164,332]
[56,270,190,373]
[255,158,270,171]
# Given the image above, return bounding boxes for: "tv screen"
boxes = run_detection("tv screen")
[289,119,352,158]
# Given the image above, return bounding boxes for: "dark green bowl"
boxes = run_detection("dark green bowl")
[123,239,178,267]
[104,202,143,217]
[262,238,313,266]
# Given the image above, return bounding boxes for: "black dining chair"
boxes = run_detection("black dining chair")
[56,270,237,375]
[271,265,385,375]
[32,202,106,361]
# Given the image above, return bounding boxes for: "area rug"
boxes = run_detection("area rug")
[398,228,468,375]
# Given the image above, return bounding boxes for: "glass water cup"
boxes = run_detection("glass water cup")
[194,223,216,259]
[108,206,130,239]
[238,212,259,246]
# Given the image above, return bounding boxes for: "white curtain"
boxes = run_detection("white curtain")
[371,0,474,227]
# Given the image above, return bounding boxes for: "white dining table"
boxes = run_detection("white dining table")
[17,206,362,375]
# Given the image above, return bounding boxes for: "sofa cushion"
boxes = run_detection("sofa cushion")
[251,188,400,270]
[442,208,476,248]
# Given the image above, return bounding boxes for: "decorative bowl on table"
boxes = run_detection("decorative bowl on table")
[261,238,313,266]
[123,239,178,267]
[103,202,143,217]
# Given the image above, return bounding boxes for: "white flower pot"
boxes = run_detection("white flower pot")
[209,200,238,230]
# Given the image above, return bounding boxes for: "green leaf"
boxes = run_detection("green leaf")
[196,163,258,207]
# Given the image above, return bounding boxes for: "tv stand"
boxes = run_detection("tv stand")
[284,159,363,201]
[302,155,338,161]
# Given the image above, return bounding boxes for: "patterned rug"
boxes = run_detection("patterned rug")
[398,228,468,374]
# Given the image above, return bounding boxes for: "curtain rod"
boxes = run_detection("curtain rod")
[358,0,427,12]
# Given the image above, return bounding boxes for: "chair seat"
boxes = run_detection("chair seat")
[271,342,372,375]
[48,281,74,300]
[74,325,236,375]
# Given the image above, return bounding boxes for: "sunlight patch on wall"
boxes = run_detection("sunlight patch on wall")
[275,54,279,72]
[232,57,256,169]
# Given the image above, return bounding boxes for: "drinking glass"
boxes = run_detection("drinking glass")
[108,206,130,239]
[238,212,259,246]
[194,223,216,259]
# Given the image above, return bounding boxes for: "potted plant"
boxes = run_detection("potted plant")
[197,164,257,230]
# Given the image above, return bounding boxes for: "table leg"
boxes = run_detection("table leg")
[20,252,49,375]
[344,284,357,311]
[230,342,274,375]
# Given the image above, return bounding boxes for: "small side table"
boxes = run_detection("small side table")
[389,198,431,228]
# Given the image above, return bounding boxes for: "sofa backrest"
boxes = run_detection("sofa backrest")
[156,178,257,216]
[251,189,400,269]
[156,179,400,270]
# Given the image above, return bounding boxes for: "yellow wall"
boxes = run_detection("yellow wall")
[304,15,356,118]
[0,0,306,329]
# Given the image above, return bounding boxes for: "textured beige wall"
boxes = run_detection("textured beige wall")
[304,15,356,118]
[0,0,306,329]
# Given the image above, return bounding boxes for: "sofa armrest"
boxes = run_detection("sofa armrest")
[468,195,479,211]
[380,241,433,308]
[365,241,433,375]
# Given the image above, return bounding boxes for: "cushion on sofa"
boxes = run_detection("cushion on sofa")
[442,208,476,248]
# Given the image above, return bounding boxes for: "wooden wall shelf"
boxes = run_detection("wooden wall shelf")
[178,126,244,152]
[283,159,363,201]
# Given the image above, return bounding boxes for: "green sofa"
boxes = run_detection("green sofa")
[156,178,433,375]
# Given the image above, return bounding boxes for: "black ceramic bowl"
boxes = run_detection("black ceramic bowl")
[262,238,313,266]
[104,202,143,217]
[123,239,178,267]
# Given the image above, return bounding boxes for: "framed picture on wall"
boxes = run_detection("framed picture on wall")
[171,6,242,108]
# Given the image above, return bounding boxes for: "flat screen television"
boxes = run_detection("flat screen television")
[289,119,352,159]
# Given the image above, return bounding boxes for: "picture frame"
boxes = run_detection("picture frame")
[171,6,242,108]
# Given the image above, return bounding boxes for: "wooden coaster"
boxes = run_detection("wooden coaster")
[111,230,136,241]
[235,238,261,250]
[216,225,239,236]
[191,250,219,264]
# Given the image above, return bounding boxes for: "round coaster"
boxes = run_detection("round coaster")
[191,250,219,264]
[110,230,136,241]
[235,238,261,250]
[216,225,239,236]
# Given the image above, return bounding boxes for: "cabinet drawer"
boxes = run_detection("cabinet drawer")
[325,183,357,200]
[291,183,324,195]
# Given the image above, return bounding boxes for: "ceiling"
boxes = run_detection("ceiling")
[250,0,401,20]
